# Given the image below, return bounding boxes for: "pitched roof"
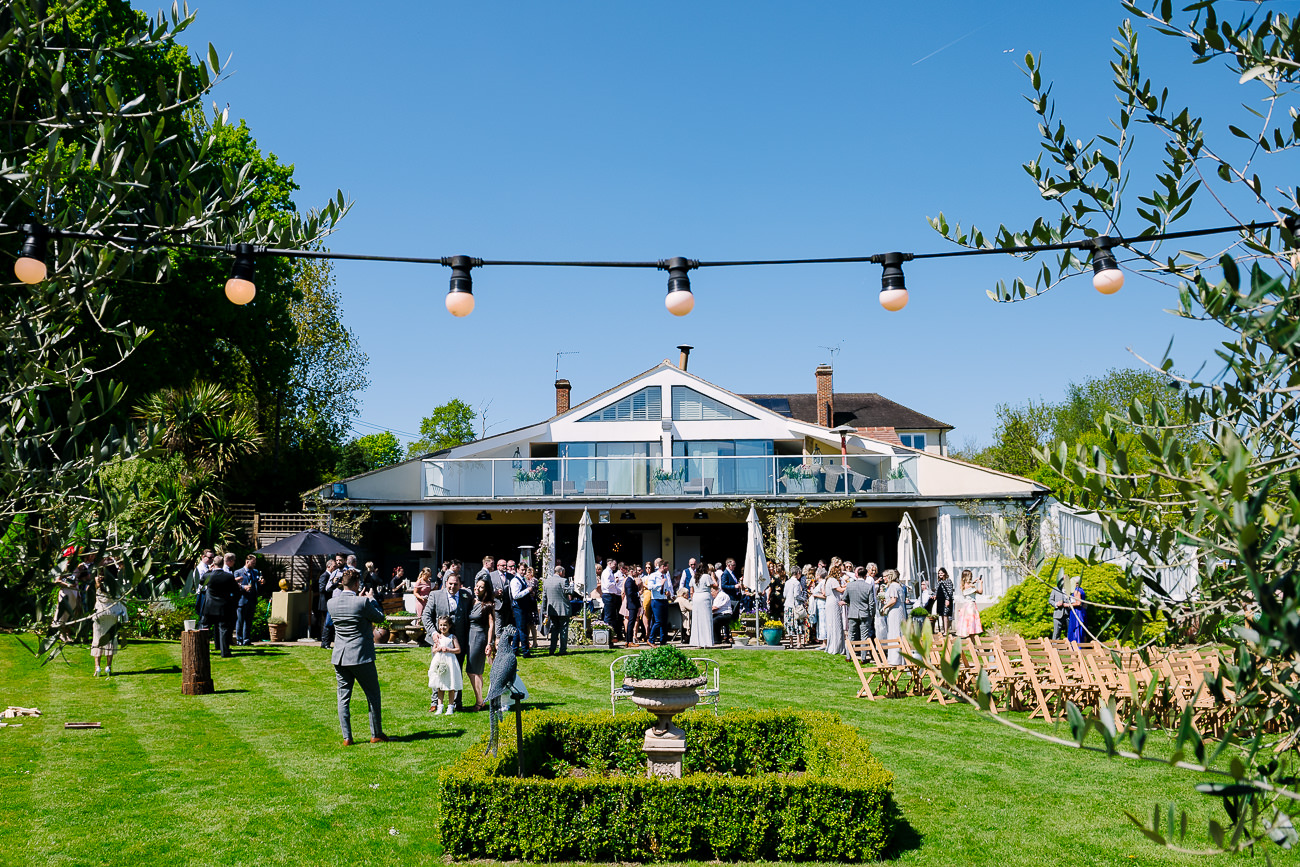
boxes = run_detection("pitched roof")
[740,392,953,431]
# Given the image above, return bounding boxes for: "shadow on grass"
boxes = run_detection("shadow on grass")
[210,689,250,695]
[233,648,286,657]
[375,648,414,655]
[113,665,181,676]
[388,729,466,742]
[884,813,923,859]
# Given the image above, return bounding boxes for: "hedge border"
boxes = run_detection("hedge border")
[439,709,897,862]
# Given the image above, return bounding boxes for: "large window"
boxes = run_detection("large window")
[672,440,772,495]
[578,386,662,422]
[671,386,755,421]
[559,442,662,495]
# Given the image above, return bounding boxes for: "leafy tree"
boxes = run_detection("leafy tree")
[335,432,402,479]
[0,1,343,610]
[926,0,1300,854]
[356,432,403,470]
[407,399,477,457]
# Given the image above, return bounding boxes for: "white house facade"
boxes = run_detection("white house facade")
[326,355,1052,599]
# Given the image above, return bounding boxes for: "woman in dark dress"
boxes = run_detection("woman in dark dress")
[465,578,496,710]
[623,571,643,645]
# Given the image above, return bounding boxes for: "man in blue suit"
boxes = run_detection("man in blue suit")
[327,570,388,746]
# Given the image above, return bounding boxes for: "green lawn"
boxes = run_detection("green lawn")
[0,636,1286,866]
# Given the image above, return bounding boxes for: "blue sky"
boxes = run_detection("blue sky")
[176,2,1247,448]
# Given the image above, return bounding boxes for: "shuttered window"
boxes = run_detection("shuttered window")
[671,386,755,421]
[578,386,662,422]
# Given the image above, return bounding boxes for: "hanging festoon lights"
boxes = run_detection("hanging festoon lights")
[661,257,697,316]
[444,255,478,317]
[8,216,1288,313]
[1088,238,1125,295]
[224,243,259,305]
[14,224,49,285]
[876,251,912,312]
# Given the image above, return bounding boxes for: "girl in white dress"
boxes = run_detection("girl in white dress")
[428,615,462,715]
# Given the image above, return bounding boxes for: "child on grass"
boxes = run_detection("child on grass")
[428,615,462,715]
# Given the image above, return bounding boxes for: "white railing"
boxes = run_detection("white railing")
[421,454,918,499]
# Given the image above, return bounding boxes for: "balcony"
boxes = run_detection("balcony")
[421,455,918,499]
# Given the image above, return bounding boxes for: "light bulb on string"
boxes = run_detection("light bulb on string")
[14,225,49,285]
[662,257,696,316]
[877,252,910,312]
[1090,241,1124,295]
[445,256,477,317]
[224,244,258,305]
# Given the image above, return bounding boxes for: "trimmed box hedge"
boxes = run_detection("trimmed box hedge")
[439,709,897,862]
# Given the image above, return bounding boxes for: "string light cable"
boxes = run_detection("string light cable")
[5,215,1296,316]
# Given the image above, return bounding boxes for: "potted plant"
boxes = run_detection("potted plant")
[886,467,909,492]
[761,619,784,646]
[268,617,287,642]
[513,465,548,496]
[374,624,390,644]
[622,646,706,735]
[592,620,611,647]
[652,468,683,496]
[780,462,821,494]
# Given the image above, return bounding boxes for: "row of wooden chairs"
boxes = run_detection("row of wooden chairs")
[847,633,1231,736]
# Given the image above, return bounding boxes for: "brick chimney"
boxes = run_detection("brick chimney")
[815,364,833,427]
[555,379,571,415]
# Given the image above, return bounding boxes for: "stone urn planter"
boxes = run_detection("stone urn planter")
[625,675,707,778]
[386,615,416,643]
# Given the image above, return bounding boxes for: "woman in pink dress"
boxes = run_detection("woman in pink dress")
[954,569,984,638]
[412,568,433,618]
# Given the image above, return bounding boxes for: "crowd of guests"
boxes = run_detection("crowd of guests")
[592,557,751,648]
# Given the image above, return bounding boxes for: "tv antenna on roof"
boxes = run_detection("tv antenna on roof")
[555,350,578,380]
[818,342,842,366]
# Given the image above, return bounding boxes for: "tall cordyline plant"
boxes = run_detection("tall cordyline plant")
[0,1,345,622]
[921,1,1300,854]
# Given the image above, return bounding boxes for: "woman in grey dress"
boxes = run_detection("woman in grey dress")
[823,564,846,655]
[464,579,496,710]
[882,569,905,665]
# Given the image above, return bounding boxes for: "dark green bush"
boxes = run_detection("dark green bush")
[440,709,896,862]
[624,644,703,680]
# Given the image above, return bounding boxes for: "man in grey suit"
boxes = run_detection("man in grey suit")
[1049,571,1070,641]
[327,570,388,746]
[843,566,876,662]
[424,566,474,706]
[543,565,572,655]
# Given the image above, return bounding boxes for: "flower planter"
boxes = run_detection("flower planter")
[886,478,908,493]
[514,480,546,496]
[624,676,707,734]
[780,477,820,494]
[592,628,611,647]
[268,622,287,642]
[762,627,784,646]
[653,480,683,496]
[373,627,390,644]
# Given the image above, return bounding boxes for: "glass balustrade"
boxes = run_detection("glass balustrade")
[421,453,916,498]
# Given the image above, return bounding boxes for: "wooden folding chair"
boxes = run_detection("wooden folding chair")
[872,638,909,698]
[847,638,883,700]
